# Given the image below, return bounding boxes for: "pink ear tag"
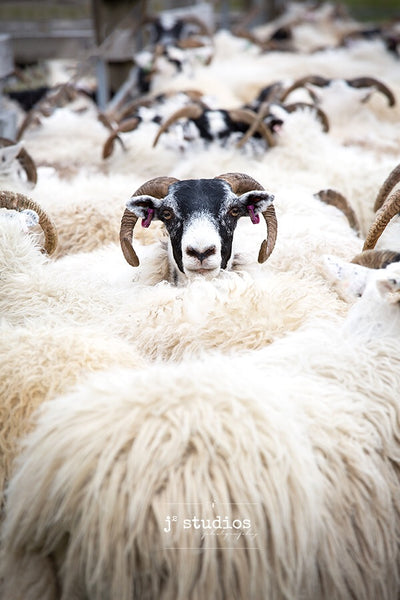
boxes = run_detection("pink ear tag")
[141,208,154,228]
[248,204,260,224]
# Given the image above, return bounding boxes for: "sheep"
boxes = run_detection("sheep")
[322,253,400,335]
[20,103,107,176]
[16,80,97,141]
[120,172,277,283]
[277,74,396,108]
[339,22,400,58]
[100,89,209,159]
[5,12,400,597]
[2,259,400,599]
[109,10,214,103]
[0,320,146,515]
[141,12,212,48]
[236,72,396,154]
[0,186,355,363]
[0,191,140,332]
[151,103,276,151]
[235,1,357,55]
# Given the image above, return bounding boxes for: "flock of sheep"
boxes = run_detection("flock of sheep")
[1,1,400,598]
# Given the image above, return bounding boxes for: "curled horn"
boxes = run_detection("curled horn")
[284,102,330,132]
[346,77,396,107]
[279,75,331,102]
[215,172,277,263]
[232,105,276,149]
[0,137,38,186]
[373,163,400,212]
[120,176,179,267]
[363,189,400,251]
[0,190,57,255]
[351,249,400,269]
[152,104,203,147]
[314,189,360,234]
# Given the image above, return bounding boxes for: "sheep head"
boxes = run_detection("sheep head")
[120,173,276,280]
[152,105,276,149]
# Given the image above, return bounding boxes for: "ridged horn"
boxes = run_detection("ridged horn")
[0,137,38,186]
[363,189,400,251]
[351,249,400,269]
[0,190,58,255]
[231,105,276,149]
[373,163,400,212]
[215,172,277,263]
[284,102,330,132]
[280,75,331,102]
[314,189,360,234]
[152,104,203,147]
[120,176,179,267]
[346,77,396,107]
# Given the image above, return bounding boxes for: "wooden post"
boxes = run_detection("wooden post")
[91,0,145,100]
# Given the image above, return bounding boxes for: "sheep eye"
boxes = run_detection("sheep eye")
[229,207,240,218]
[161,208,173,220]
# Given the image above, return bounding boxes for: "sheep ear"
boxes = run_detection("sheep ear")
[125,195,162,228]
[238,190,274,224]
[0,142,22,167]
[322,255,370,299]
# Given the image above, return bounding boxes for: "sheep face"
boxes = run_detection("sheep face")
[125,178,274,280]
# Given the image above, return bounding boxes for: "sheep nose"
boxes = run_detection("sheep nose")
[186,245,216,263]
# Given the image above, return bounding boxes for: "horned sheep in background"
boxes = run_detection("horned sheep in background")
[151,103,277,150]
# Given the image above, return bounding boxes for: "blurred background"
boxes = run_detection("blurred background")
[0,0,399,139]
[1,1,399,64]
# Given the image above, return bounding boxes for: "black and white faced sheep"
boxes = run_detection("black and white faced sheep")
[120,172,277,283]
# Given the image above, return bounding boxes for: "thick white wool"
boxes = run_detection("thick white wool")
[2,332,400,599]
[124,270,347,360]
[2,4,400,598]
[0,221,346,358]
[23,106,107,174]
[0,320,145,510]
